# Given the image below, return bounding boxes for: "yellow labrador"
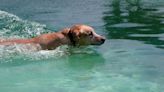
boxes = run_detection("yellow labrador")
[0,24,105,50]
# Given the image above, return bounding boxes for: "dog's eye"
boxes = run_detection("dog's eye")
[89,32,93,37]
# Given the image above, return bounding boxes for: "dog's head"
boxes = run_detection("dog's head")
[67,24,105,46]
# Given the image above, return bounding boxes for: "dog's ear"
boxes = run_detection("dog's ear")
[68,25,82,46]
[61,28,70,35]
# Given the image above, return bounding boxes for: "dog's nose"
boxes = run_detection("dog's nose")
[101,37,106,43]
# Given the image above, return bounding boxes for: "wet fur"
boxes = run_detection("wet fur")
[0,24,105,50]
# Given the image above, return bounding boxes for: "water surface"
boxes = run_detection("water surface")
[0,0,164,92]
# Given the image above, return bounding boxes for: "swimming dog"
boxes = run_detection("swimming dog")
[0,24,105,50]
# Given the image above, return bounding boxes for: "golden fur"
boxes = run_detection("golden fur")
[0,24,105,50]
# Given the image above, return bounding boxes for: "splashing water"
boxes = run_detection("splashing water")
[0,10,68,62]
[0,10,48,38]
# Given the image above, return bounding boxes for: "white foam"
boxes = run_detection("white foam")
[0,44,69,63]
[0,10,48,38]
[0,10,68,62]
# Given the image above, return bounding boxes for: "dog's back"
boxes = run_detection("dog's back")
[0,24,105,50]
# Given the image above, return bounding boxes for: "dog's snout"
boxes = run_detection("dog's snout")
[92,35,106,45]
[101,38,105,43]
[100,37,106,44]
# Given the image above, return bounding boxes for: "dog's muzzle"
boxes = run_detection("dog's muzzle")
[92,36,106,45]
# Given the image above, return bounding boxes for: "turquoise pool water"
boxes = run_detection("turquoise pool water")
[0,0,164,92]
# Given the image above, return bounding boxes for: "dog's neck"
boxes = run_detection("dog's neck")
[60,28,73,46]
